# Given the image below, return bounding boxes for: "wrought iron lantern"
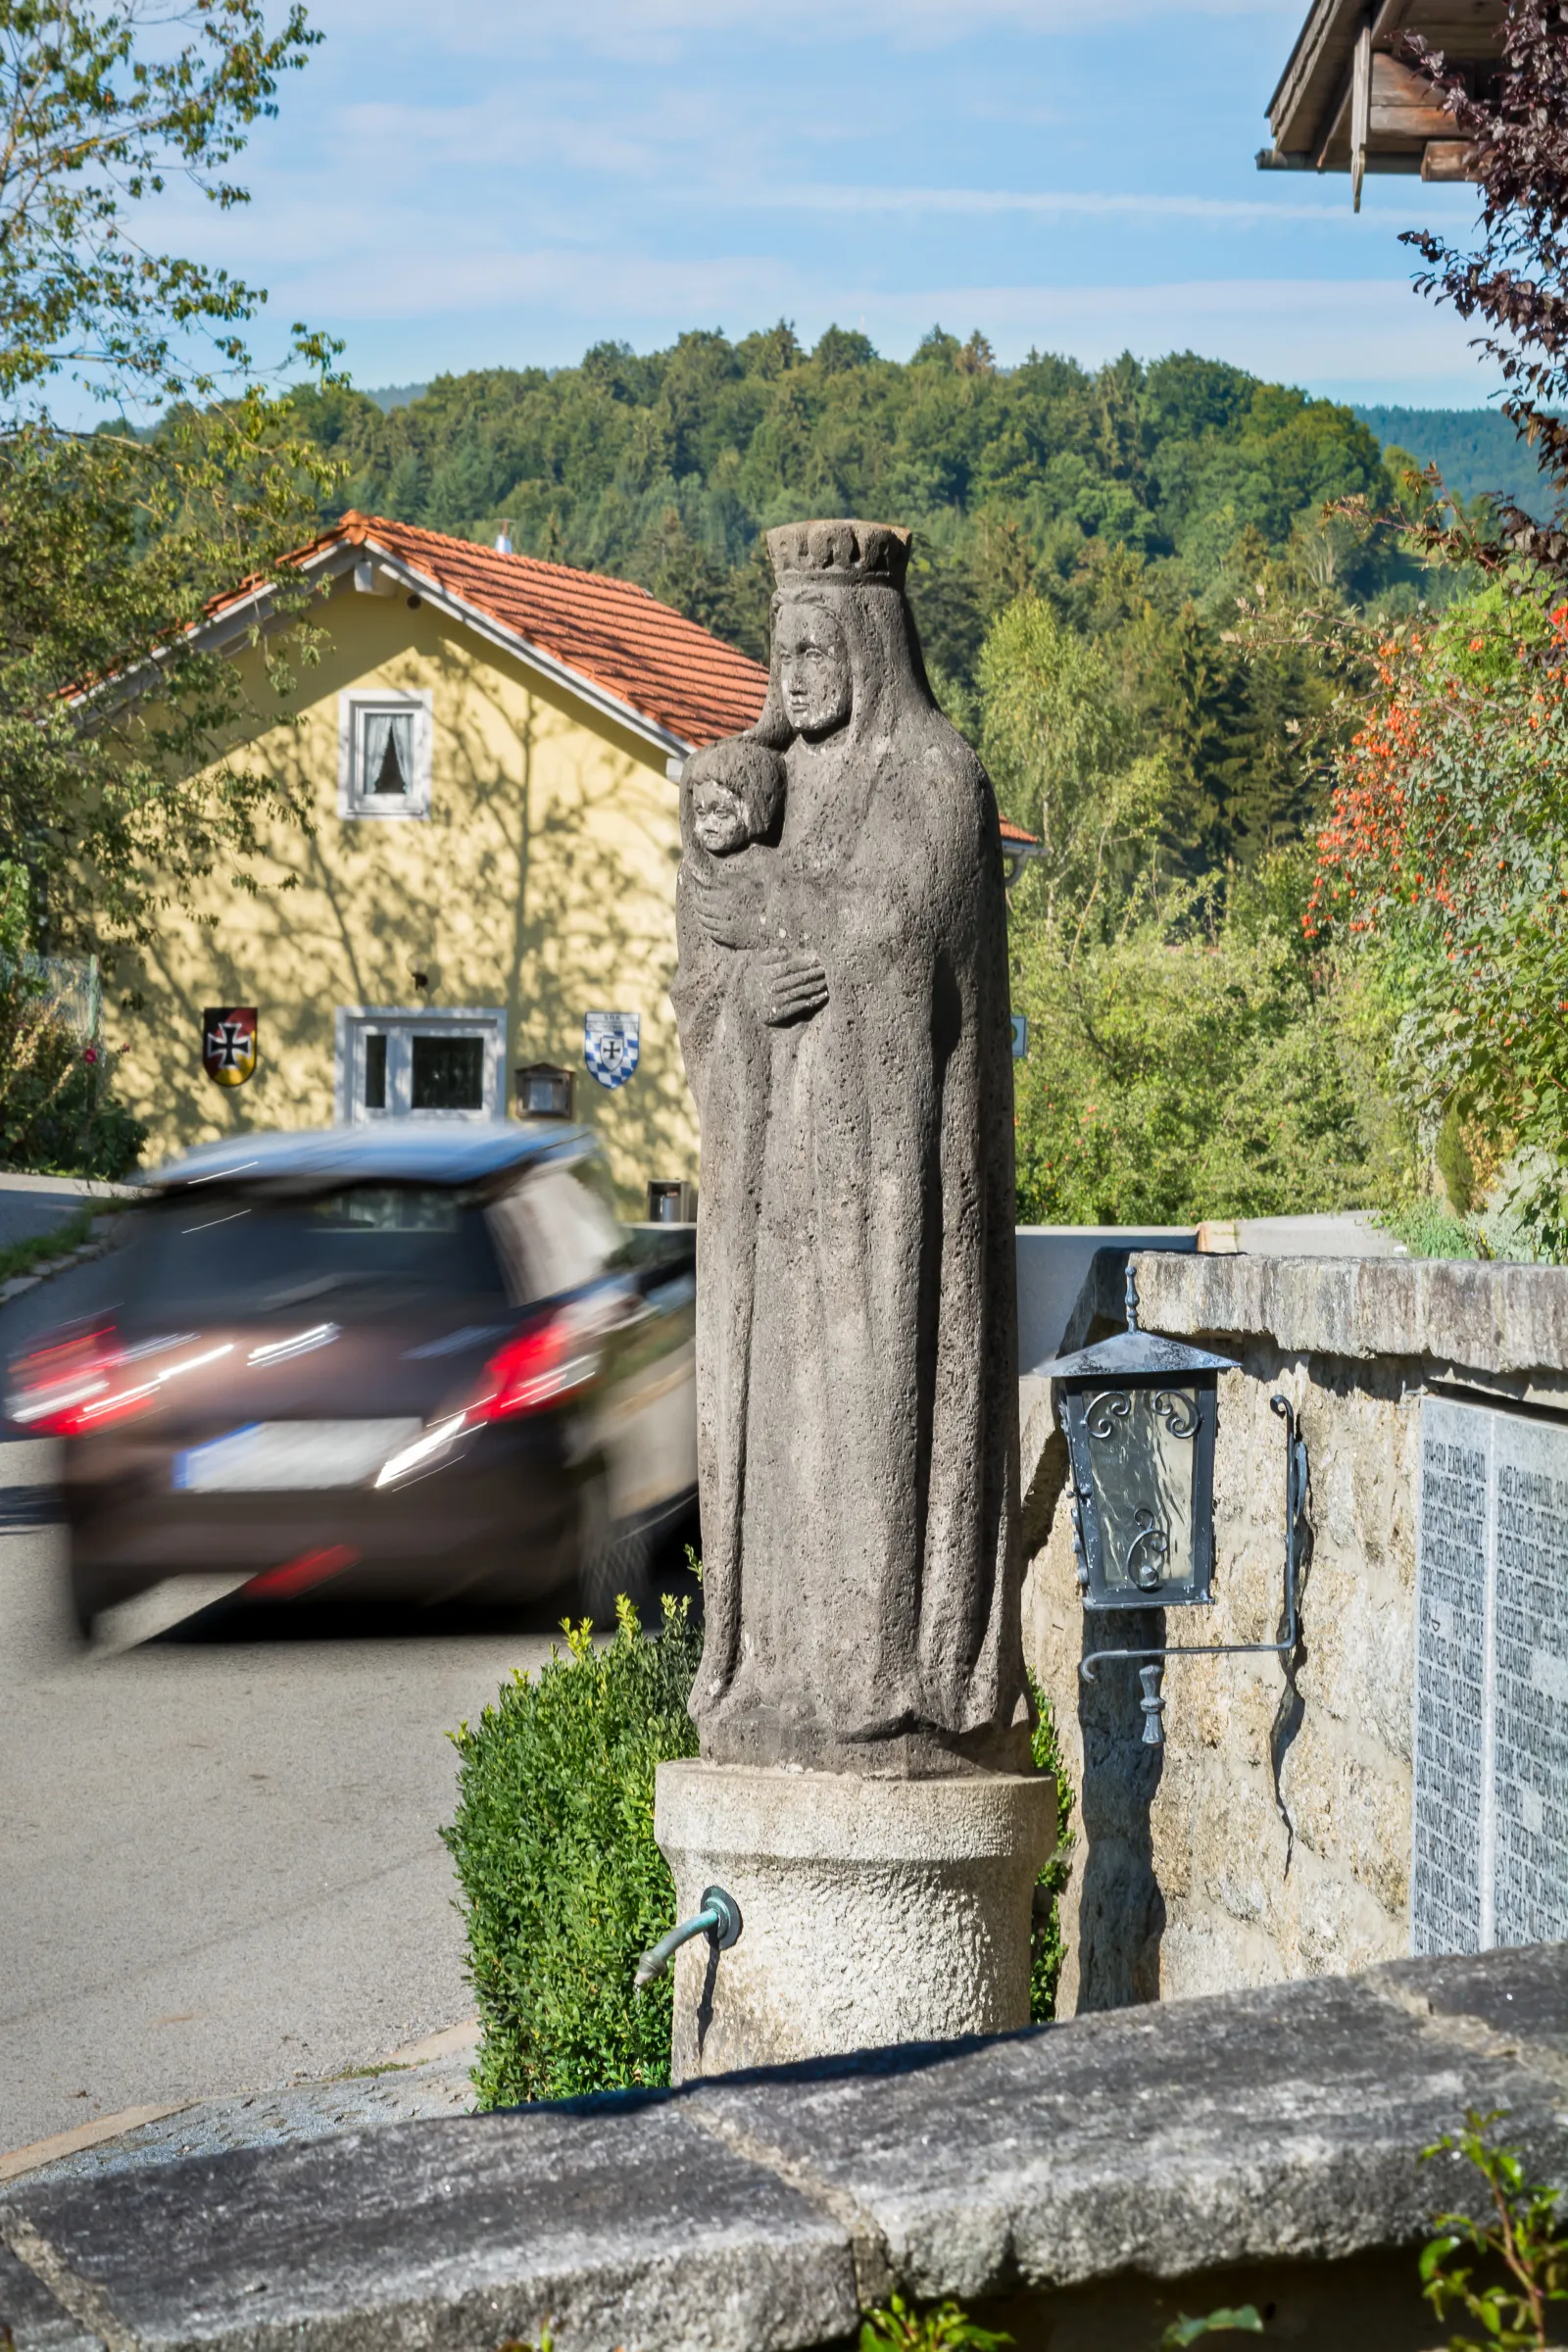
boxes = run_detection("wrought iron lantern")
[1036,1267,1307,1746]
[1039,1277,1234,1614]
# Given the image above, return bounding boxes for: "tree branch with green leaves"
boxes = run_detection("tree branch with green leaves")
[0,0,344,984]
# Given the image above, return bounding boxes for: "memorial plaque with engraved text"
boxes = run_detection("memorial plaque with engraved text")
[1491,1417,1568,1946]
[1414,1396,1568,1956]
[1413,1401,1489,1955]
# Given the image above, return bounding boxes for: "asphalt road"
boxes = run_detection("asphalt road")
[0,1445,569,2155]
[0,1240,573,2153]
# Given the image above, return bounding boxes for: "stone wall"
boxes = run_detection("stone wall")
[1021,1250,1568,2013]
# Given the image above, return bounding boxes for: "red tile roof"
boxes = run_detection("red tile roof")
[210,515,1048,830]
[220,512,771,752]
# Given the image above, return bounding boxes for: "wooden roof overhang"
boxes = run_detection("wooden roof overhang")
[1258,0,1505,206]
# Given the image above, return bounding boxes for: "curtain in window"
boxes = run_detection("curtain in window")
[361,710,413,796]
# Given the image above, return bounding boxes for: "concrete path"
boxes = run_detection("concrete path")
[0,1428,564,2154]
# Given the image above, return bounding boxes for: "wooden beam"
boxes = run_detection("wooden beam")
[1265,0,1502,170]
[1351,16,1372,207]
[1422,136,1481,178]
[1395,3,1505,52]
[1271,0,1359,154]
[1370,51,1460,135]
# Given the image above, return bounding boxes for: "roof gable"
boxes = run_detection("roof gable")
[206,517,1041,842]
[210,513,770,759]
[1262,0,1503,180]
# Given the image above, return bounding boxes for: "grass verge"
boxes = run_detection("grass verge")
[0,1200,110,1289]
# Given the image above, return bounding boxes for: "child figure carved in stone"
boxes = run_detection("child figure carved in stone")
[670,735,789,1656]
[686,737,784,863]
[672,733,787,1120]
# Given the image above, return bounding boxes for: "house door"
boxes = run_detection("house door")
[339,1007,508,1123]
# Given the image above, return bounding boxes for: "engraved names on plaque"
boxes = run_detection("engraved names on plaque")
[1493,1441,1568,1943]
[1414,1396,1568,1956]
[1412,1411,1487,1951]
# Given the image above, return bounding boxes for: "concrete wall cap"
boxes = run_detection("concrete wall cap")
[655,1758,1057,1864]
[1130,1248,1568,1383]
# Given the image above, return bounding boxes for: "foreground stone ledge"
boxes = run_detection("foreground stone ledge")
[3,1947,1566,2352]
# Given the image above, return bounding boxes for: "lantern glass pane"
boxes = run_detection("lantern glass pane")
[1083,1384,1200,1596]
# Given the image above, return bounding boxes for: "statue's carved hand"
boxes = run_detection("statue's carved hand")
[690,858,764,950]
[759,948,829,1027]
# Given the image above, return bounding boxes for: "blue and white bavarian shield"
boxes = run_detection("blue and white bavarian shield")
[584,1010,641,1090]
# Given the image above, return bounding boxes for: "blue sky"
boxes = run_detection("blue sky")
[197,0,1501,408]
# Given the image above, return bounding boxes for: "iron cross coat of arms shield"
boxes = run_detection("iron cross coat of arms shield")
[584,1010,640,1090]
[203,1006,258,1087]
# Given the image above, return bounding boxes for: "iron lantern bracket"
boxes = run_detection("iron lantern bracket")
[1078,1394,1308,1745]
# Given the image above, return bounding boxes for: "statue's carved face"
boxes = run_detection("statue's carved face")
[776,604,851,740]
[691,776,751,856]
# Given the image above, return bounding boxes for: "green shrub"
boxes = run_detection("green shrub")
[0,992,144,1179]
[1421,2109,1568,2350]
[445,1596,1077,2100]
[1028,1677,1076,2024]
[1010,888,1393,1228]
[1161,2312,1263,2345]
[442,1591,701,2107]
[860,2295,1011,2349]
[1377,1200,1483,1260]
[0,868,142,1180]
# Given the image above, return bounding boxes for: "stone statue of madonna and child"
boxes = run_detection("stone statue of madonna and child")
[656,519,1054,2078]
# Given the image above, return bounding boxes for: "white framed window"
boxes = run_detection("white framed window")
[335,1006,508,1124]
[337,690,433,820]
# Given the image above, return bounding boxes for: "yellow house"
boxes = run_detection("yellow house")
[118,513,769,1211]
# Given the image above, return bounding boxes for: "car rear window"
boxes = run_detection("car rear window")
[485,1160,625,1302]
[123,1185,506,1317]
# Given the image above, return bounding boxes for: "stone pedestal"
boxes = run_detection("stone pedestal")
[654,1759,1056,2082]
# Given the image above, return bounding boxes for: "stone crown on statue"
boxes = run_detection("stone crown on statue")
[765,517,911,590]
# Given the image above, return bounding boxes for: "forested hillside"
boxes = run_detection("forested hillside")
[1353,403,1556,517]
[293,328,1503,1230]
[295,325,1413,873]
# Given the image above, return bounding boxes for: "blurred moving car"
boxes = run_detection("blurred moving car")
[5,1124,698,1635]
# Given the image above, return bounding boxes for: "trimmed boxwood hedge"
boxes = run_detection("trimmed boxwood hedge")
[1028,1676,1076,2024]
[443,1591,701,2107]
[445,1586,1076,2105]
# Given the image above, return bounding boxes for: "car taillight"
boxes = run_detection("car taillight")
[8,1326,124,1434]
[471,1303,606,1420]
[376,1297,616,1489]
[5,1327,230,1435]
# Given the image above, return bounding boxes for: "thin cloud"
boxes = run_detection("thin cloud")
[159,0,1484,408]
[728,184,1356,228]
[855,276,1495,390]
[311,0,1300,58]
[254,235,1494,396]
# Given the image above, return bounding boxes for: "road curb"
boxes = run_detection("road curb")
[0,2107,188,2185]
[0,2024,480,2188]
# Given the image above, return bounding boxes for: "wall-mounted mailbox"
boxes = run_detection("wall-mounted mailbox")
[648,1179,696,1224]
[516,1062,574,1119]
